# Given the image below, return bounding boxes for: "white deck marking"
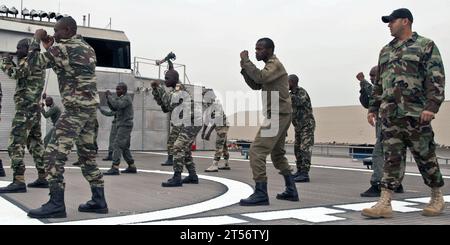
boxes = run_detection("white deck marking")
[58,168,253,225]
[242,207,346,223]
[0,181,43,225]
[334,200,422,213]
[142,152,450,179]
[405,195,450,204]
[141,216,247,225]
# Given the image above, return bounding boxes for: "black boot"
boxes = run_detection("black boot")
[27,175,49,188]
[293,171,310,183]
[121,165,137,174]
[162,172,182,187]
[0,181,26,193]
[394,184,404,193]
[72,161,81,166]
[28,185,66,219]
[102,151,113,161]
[292,170,301,178]
[360,183,381,197]
[240,182,269,206]
[161,155,174,166]
[78,186,108,214]
[276,174,299,201]
[182,165,199,184]
[0,159,5,177]
[103,167,120,175]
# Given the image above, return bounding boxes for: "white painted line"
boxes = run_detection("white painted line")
[242,207,346,223]
[0,181,9,188]
[0,181,43,225]
[141,152,450,179]
[405,195,450,204]
[140,215,248,225]
[57,168,253,225]
[334,200,422,213]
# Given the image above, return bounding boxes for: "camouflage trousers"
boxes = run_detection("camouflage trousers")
[173,125,202,173]
[250,114,292,182]
[370,119,406,185]
[214,126,230,161]
[381,116,444,190]
[45,107,104,190]
[293,119,315,173]
[75,118,99,161]
[8,103,45,181]
[167,124,182,155]
[112,125,134,166]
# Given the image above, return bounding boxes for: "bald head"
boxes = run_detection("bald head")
[45,96,54,107]
[116,82,127,97]
[369,66,379,84]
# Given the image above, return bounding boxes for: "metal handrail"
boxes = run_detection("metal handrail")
[132,56,190,84]
[291,143,450,165]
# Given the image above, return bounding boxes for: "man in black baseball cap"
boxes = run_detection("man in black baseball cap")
[382,8,413,23]
[382,8,414,39]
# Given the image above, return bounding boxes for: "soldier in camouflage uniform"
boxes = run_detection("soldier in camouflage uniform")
[362,8,446,218]
[356,67,405,197]
[27,17,108,219]
[239,38,299,206]
[202,91,230,172]
[0,38,48,194]
[151,65,202,187]
[98,105,117,161]
[289,74,315,183]
[41,96,62,148]
[104,83,136,175]
[162,121,182,166]
[0,71,4,177]
[161,84,184,167]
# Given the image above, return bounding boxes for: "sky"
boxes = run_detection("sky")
[3,0,450,115]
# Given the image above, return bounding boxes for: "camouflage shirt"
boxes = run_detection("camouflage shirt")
[359,79,373,109]
[28,35,99,109]
[0,82,2,114]
[152,84,202,126]
[1,57,45,106]
[241,54,292,117]
[359,80,382,138]
[106,94,133,127]
[203,101,229,128]
[290,86,315,124]
[369,32,445,118]
[42,104,61,125]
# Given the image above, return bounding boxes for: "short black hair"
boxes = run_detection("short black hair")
[58,16,77,34]
[288,74,299,83]
[117,82,128,93]
[45,96,54,103]
[17,38,30,49]
[257,38,275,52]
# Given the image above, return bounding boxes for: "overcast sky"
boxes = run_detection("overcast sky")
[3,0,450,114]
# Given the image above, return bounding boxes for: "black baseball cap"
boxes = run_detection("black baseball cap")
[382,8,413,23]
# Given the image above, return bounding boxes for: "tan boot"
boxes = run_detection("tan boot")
[422,187,445,217]
[361,188,393,218]
[205,161,219,172]
[218,159,231,170]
